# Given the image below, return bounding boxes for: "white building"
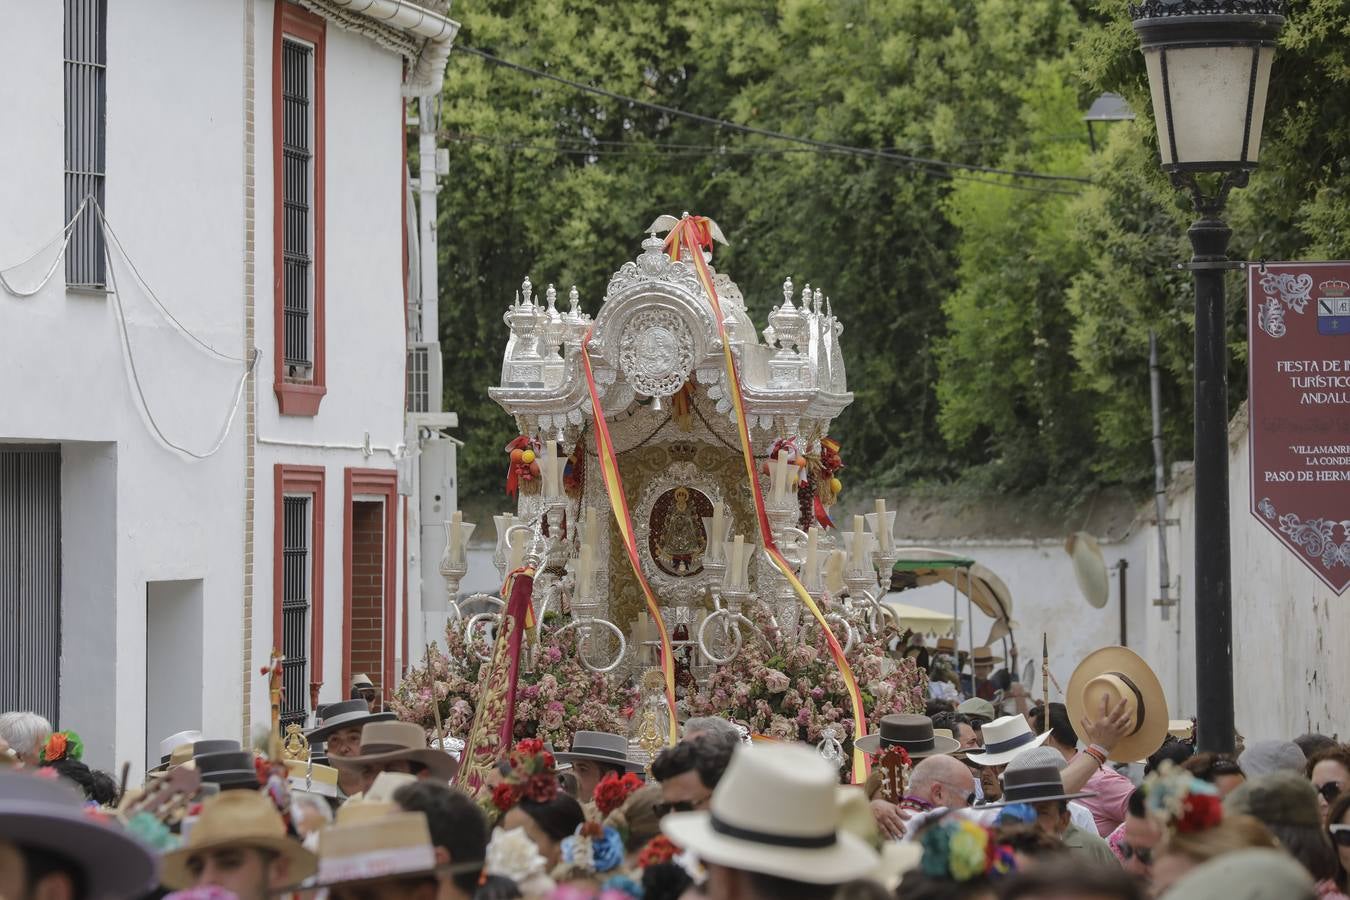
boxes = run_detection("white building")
[0,0,459,772]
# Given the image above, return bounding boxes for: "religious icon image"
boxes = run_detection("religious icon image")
[648,485,714,577]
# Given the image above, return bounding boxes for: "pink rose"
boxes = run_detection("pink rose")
[763,669,790,693]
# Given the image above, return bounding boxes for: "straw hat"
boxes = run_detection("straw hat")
[855,714,961,757]
[964,715,1051,767]
[284,758,340,798]
[329,721,459,781]
[971,646,1002,666]
[161,790,317,888]
[554,731,645,772]
[148,729,202,772]
[304,807,468,888]
[1066,646,1169,764]
[661,742,878,884]
[0,770,159,898]
[307,699,396,742]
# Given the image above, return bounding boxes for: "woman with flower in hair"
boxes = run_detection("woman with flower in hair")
[494,739,586,869]
[1142,763,1278,895]
[895,816,1016,900]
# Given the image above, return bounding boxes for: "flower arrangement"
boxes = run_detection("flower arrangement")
[392,619,637,751]
[593,771,644,817]
[636,834,680,868]
[683,605,927,745]
[487,826,556,899]
[39,730,83,764]
[919,819,1017,882]
[1143,763,1223,834]
[559,822,626,876]
[493,739,559,812]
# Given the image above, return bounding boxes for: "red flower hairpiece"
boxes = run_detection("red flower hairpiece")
[1176,793,1223,834]
[493,738,559,812]
[636,834,680,868]
[594,771,644,816]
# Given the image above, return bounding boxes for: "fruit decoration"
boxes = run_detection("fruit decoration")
[504,435,542,497]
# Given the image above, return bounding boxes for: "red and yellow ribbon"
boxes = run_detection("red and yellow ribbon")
[580,336,680,746]
[664,216,870,782]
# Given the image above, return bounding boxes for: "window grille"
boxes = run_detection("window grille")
[0,448,62,727]
[281,495,311,727]
[408,345,430,413]
[63,0,107,288]
[282,39,314,373]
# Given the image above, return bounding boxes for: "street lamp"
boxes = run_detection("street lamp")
[1130,0,1286,754]
[1083,92,1135,152]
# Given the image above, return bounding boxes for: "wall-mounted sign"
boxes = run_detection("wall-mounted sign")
[1248,262,1350,593]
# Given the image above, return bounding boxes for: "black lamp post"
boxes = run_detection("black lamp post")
[1130,0,1286,754]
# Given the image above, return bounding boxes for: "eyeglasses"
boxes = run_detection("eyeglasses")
[1316,781,1345,804]
[1118,841,1154,865]
[1330,825,1350,847]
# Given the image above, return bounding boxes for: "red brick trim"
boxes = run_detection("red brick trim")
[342,468,398,702]
[273,464,326,700]
[273,1,327,416]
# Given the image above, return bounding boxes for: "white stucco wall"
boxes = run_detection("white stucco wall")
[2,0,416,769]
[250,2,409,726]
[888,536,1147,697]
[1134,409,1348,741]
[0,0,249,770]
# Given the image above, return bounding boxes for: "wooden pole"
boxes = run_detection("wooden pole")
[427,643,446,752]
[1041,632,1050,730]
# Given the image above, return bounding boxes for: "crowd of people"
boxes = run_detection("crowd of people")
[1,646,1348,900]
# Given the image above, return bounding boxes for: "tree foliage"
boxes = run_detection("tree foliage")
[433,0,1350,506]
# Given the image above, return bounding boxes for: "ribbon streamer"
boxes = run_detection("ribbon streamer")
[580,337,680,746]
[664,216,870,782]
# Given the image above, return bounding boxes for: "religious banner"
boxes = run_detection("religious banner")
[1247,262,1350,593]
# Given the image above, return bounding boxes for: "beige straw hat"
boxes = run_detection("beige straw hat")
[1066,645,1169,764]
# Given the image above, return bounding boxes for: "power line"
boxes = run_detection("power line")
[453,44,1091,190]
[441,131,1086,197]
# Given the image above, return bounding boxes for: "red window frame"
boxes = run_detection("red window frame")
[272,1,327,416]
[273,464,326,709]
[342,468,399,702]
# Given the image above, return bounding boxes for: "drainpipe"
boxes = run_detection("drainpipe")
[418,94,440,362]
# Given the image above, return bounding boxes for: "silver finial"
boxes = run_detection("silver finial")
[782,277,794,309]
[814,287,824,314]
[546,283,557,312]
[521,276,533,306]
[568,285,580,316]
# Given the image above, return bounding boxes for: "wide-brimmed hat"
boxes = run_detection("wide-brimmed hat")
[161,790,318,888]
[306,699,396,742]
[195,749,261,788]
[284,759,340,798]
[971,646,1002,666]
[855,714,961,757]
[554,731,644,772]
[1066,646,1168,764]
[149,729,202,771]
[935,638,962,657]
[0,770,159,898]
[662,742,879,884]
[329,721,459,781]
[956,698,996,724]
[964,715,1051,767]
[1169,848,1315,900]
[289,804,480,889]
[980,758,1097,808]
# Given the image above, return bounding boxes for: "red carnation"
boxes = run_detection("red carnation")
[594,771,643,816]
[636,835,680,867]
[1177,793,1223,833]
[492,783,519,813]
[525,772,558,804]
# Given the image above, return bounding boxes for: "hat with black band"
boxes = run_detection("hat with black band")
[553,731,644,773]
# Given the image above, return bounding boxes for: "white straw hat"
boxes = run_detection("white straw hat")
[964,715,1051,767]
[661,742,878,884]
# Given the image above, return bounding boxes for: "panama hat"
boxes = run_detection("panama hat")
[1066,645,1169,764]
[971,646,1002,666]
[662,742,878,884]
[161,790,317,888]
[554,730,644,772]
[855,714,961,757]
[294,804,479,888]
[0,770,159,898]
[329,721,459,780]
[307,699,396,742]
[149,729,202,772]
[964,715,1051,767]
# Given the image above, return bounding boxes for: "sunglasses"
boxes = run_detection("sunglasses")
[1330,825,1350,847]
[654,800,699,817]
[1316,782,1345,804]
[1118,841,1154,865]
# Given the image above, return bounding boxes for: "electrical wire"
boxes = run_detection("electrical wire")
[0,195,92,298]
[442,131,1085,197]
[454,44,1091,190]
[99,202,258,459]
